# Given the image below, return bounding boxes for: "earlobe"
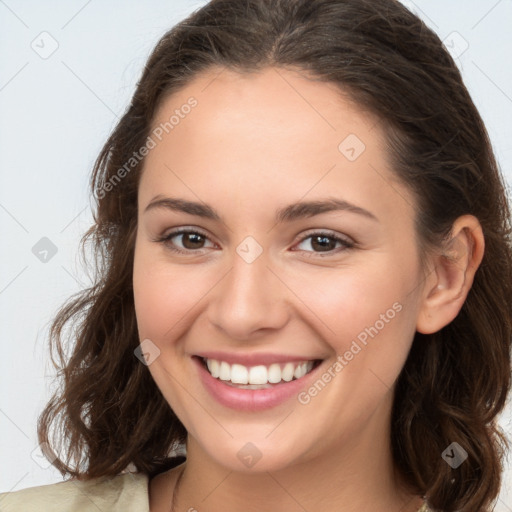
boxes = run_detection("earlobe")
[416,215,485,335]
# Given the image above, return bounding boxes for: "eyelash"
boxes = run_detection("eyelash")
[154,228,355,257]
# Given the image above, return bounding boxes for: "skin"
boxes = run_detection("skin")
[132,66,484,512]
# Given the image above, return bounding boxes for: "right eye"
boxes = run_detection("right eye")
[155,228,217,254]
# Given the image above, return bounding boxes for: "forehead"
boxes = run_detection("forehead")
[150,66,378,154]
[140,67,415,229]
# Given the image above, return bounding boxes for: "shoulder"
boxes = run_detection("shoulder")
[0,472,149,512]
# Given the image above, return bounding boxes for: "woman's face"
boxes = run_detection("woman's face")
[133,66,428,472]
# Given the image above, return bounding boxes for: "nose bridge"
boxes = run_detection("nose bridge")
[208,242,288,338]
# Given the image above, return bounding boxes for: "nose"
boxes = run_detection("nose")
[206,247,291,341]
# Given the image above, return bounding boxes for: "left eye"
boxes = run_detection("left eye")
[294,232,353,253]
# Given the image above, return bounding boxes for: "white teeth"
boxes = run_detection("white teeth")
[248,365,268,385]
[219,361,231,381]
[281,362,295,382]
[231,364,248,384]
[206,359,220,378]
[268,363,281,383]
[203,358,316,385]
[294,362,308,379]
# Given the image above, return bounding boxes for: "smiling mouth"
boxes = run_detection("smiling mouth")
[198,357,322,389]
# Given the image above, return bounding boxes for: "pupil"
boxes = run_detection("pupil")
[312,236,335,252]
[183,233,204,249]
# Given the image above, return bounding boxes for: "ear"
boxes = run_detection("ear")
[416,215,485,334]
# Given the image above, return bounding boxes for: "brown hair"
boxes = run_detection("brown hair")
[38,1,512,510]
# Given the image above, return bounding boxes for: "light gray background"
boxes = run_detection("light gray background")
[0,0,511,509]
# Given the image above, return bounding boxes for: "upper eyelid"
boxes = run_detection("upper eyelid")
[294,229,353,244]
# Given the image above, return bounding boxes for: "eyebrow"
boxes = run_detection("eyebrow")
[144,196,378,223]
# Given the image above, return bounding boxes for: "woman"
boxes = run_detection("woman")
[1,0,510,511]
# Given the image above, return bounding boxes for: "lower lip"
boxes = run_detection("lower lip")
[194,357,322,411]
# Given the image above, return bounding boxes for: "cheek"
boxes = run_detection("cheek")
[285,257,420,400]
[285,258,413,344]
[132,242,223,348]
[133,243,192,340]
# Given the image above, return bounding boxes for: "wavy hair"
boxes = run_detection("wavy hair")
[37,1,512,510]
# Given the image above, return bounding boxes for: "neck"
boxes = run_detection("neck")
[172,403,422,512]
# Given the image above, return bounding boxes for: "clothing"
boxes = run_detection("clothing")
[0,472,433,511]
[0,472,149,511]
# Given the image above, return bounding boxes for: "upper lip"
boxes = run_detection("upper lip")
[194,351,322,366]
